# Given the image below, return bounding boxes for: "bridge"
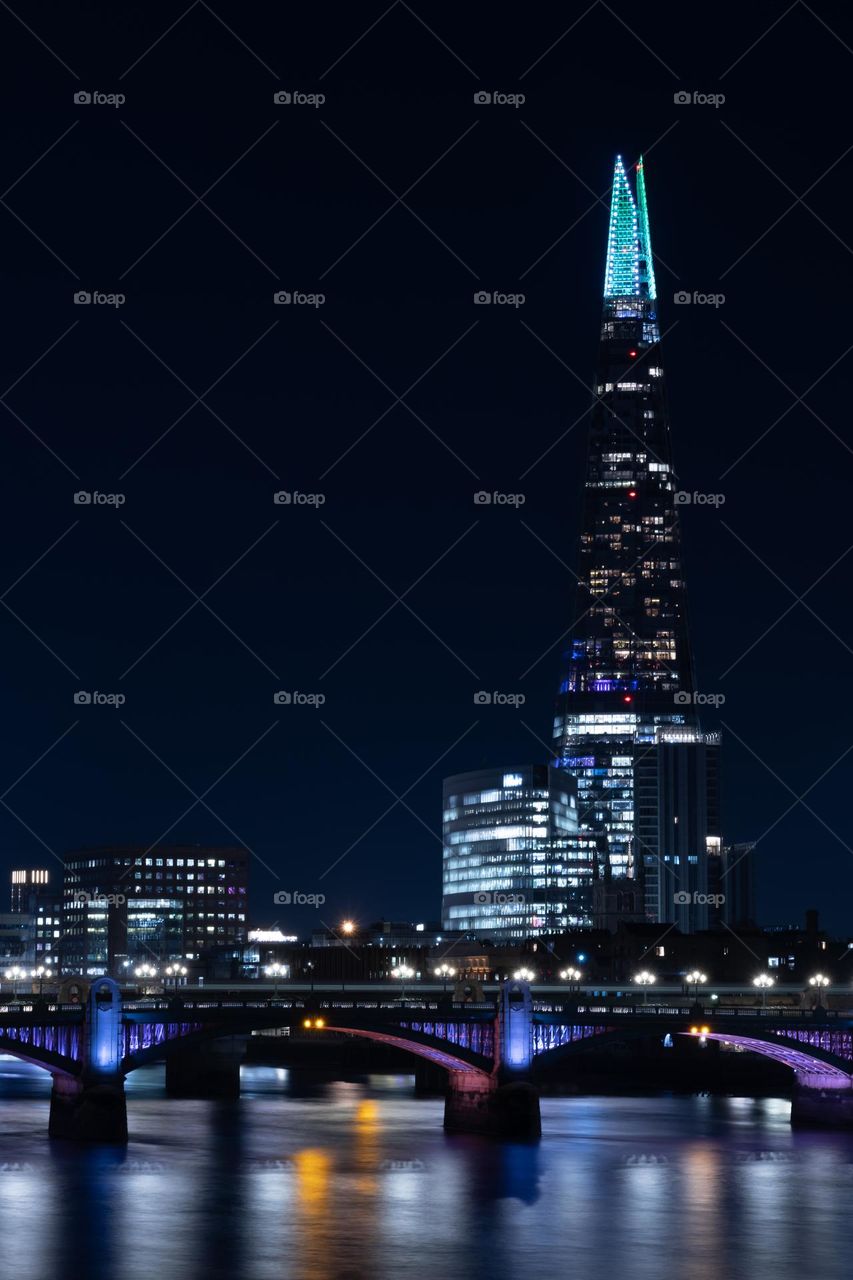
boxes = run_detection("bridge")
[3,977,853,1141]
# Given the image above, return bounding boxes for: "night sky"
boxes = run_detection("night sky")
[2,1,852,936]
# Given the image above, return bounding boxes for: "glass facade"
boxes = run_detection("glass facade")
[553,156,720,924]
[441,765,581,939]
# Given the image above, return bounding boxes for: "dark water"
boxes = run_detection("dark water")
[0,1058,851,1280]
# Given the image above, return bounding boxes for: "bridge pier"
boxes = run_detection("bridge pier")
[166,1035,248,1098]
[444,981,542,1139]
[444,1071,497,1134]
[791,1076,853,1129]
[444,1072,541,1139]
[48,975,128,1143]
[48,1072,128,1144]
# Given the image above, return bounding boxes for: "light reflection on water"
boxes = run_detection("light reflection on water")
[0,1057,851,1280]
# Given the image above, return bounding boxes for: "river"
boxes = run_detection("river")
[0,1058,850,1280]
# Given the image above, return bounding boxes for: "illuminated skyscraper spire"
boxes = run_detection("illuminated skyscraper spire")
[552,154,720,926]
[603,155,639,298]
[603,155,657,303]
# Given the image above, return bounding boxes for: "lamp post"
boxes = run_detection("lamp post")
[559,967,582,991]
[265,962,287,997]
[634,970,656,1006]
[134,963,159,992]
[434,963,457,993]
[513,967,535,983]
[753,974,774,1008]
[391,964,414,1001]
[4,966,26,998]
[29,966,52,997]
[340,920,356,937]
[808,973,831,1008]
[685,970,707,1000]
[165,964,187,992]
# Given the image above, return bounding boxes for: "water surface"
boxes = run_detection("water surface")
[0,1058,849,1280]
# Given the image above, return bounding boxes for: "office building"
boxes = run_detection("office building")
[441,765,581,939]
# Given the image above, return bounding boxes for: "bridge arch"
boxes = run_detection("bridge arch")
[689,1032,853,1084]
[533,1023,853,1086]
[121,1015,494,1079]
[0,1026,82,1077]
[321,1023,492,1078]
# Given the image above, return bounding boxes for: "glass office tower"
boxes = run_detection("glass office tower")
[441,765,581,939]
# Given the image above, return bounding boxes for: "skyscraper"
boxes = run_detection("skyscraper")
[552,155,721,926]
[441,765,580,939]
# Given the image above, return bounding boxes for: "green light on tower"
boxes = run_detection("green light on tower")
[603,155,638,298]
[636,155,656,301]
[603,154,656,302]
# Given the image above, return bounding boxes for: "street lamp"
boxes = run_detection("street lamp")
[559,967,582,989]
[434,963,457,993]
[265,962,287,997]
[4,966,26,997]
[634,971,656,1006]
[29,966,53,997]
[685,970,707,999]
[809,973,831,1007]
[513,967,535,983]
[165,964,187,992]
[134,964,159,988]
[340,920,355,936]
[391,964,414,1000]
[753,974,774,1008]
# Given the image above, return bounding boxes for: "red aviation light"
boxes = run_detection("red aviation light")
[628,348,638,358]
[623,695,633,704]
[628,489,637,499]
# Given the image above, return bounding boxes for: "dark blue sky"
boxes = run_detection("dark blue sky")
[1,1,852,935]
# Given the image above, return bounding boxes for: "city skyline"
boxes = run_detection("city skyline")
[2,3,852,940]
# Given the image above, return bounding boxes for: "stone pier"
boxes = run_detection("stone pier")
[443,981,542,1139]
[165,1034,248,1098]
[48,1071,128,1143]
[791,1075,853,1129]
[49,975,128,1143]
[444,1071,497,1134]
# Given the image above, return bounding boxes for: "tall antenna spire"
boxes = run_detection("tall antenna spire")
[635,155,656,301]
